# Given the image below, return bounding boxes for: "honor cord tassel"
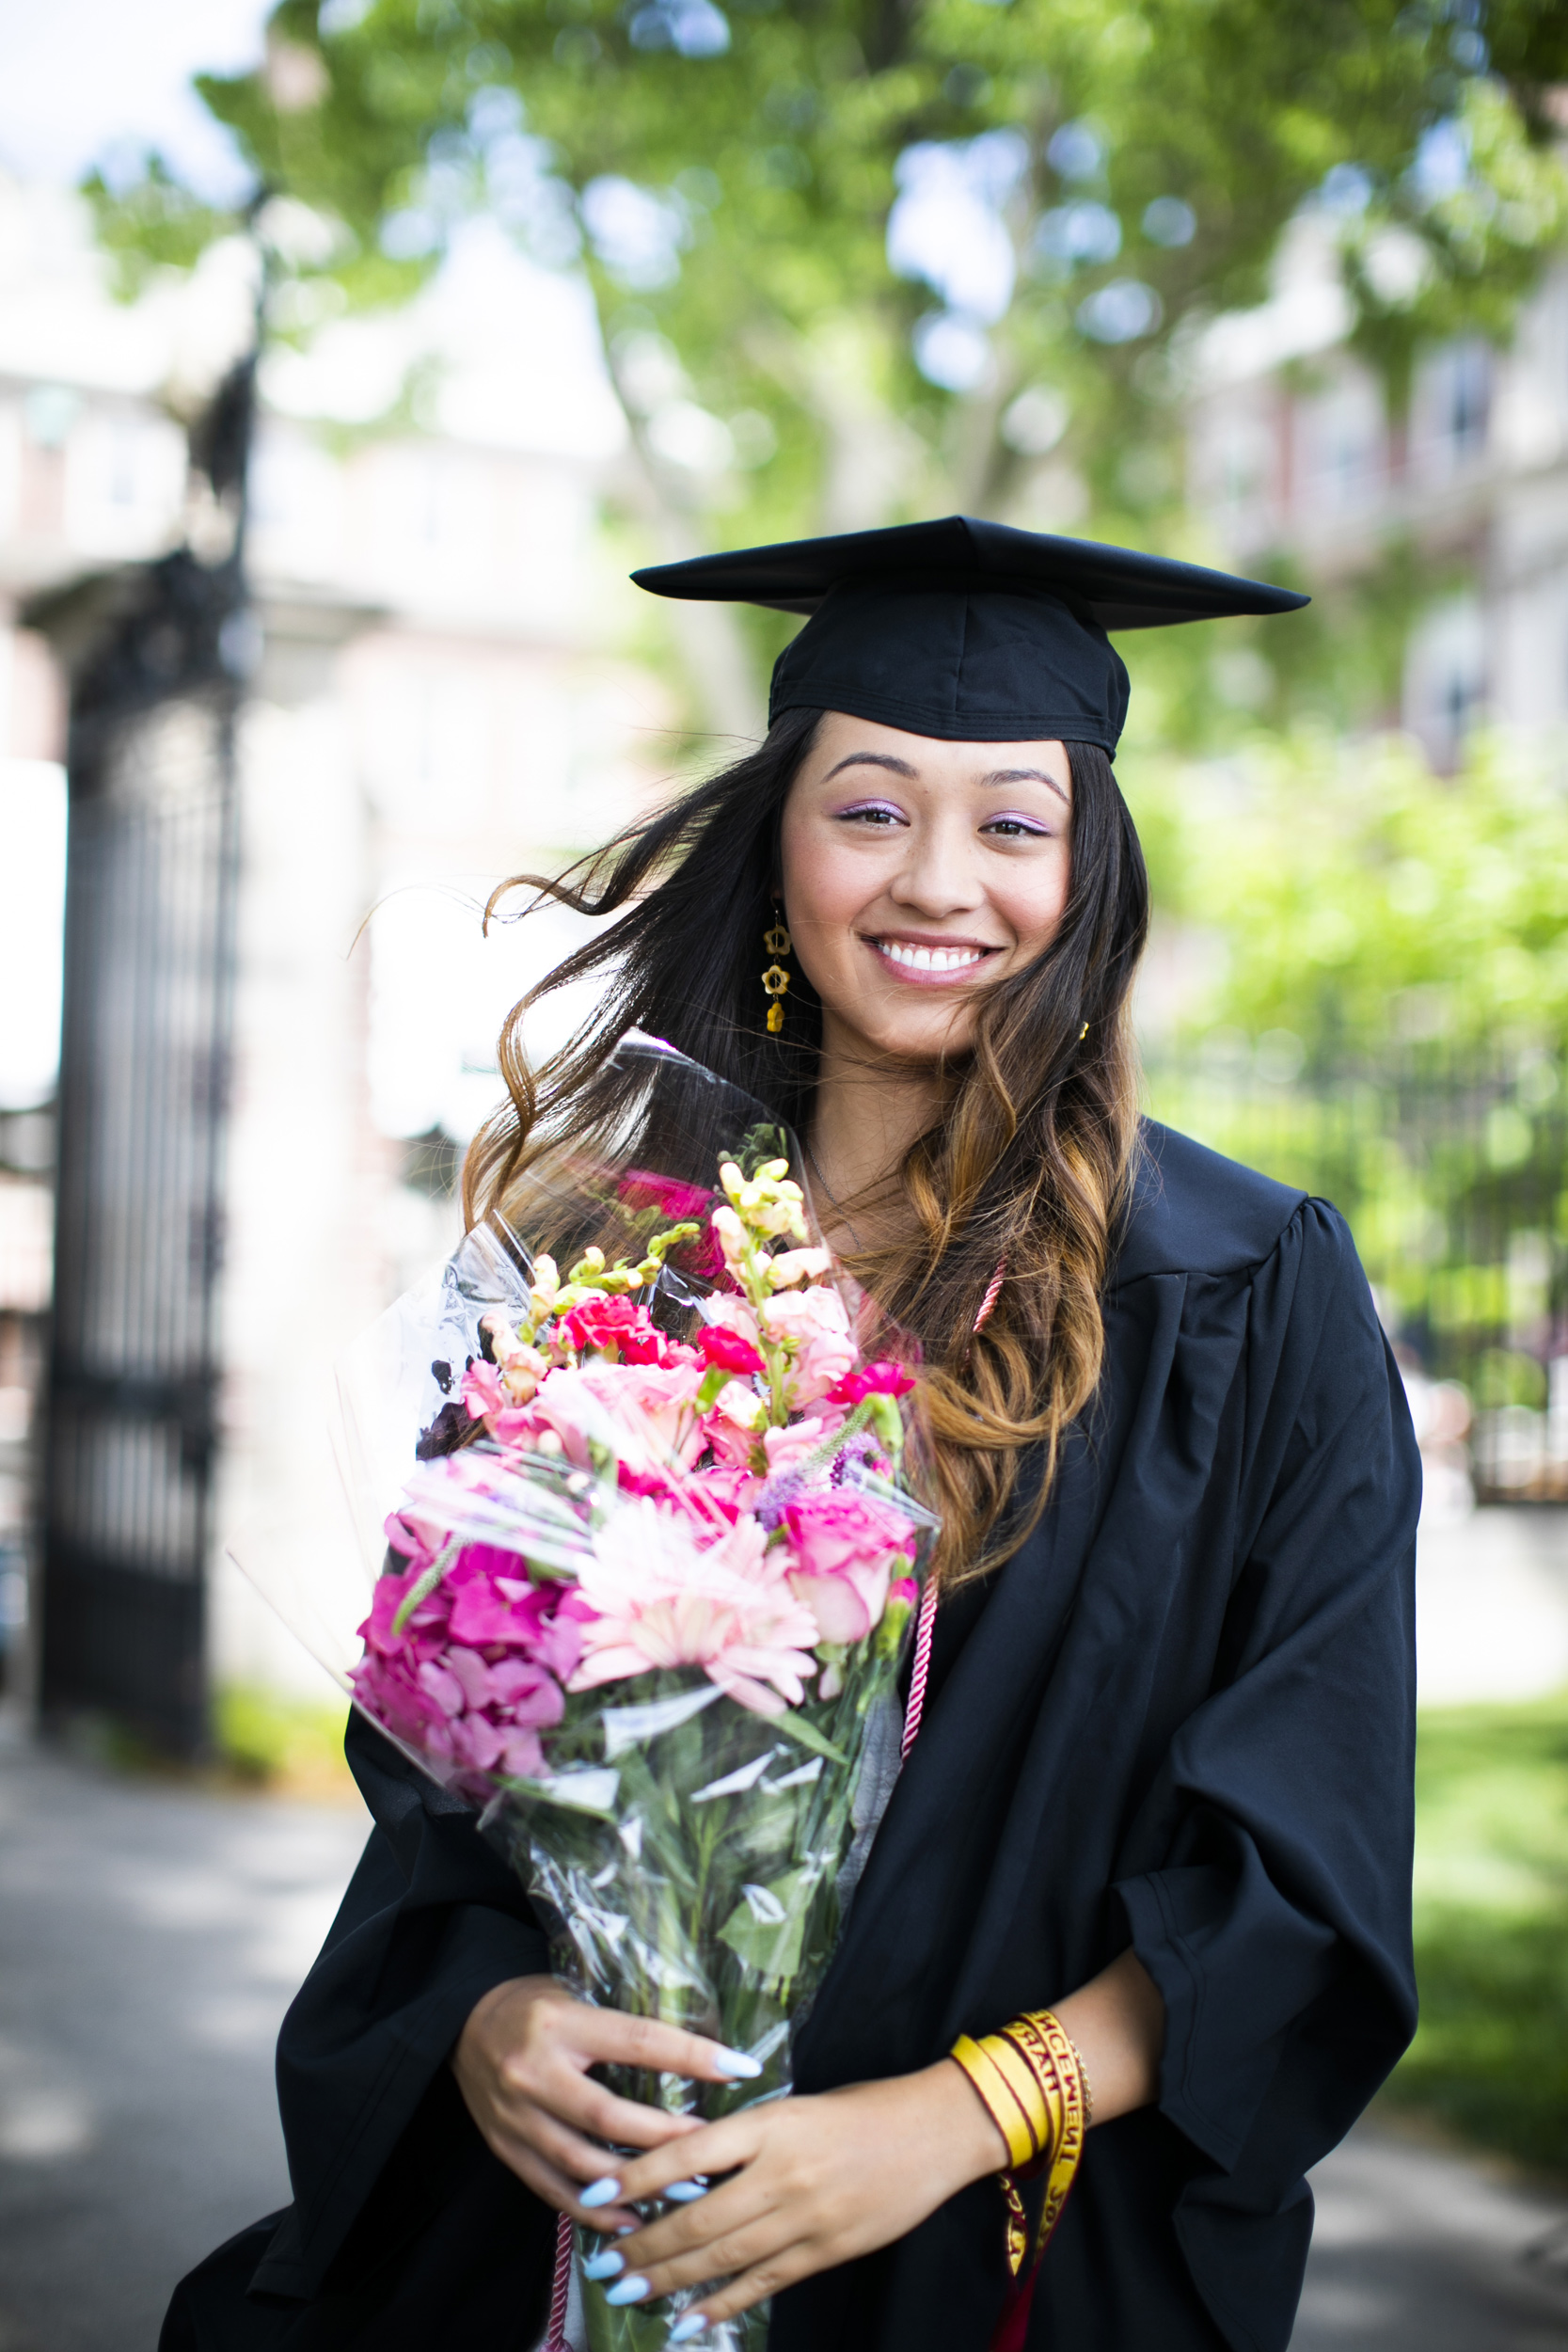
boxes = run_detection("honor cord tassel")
[902,1262,1006,1762]
[546,2211,573,2352]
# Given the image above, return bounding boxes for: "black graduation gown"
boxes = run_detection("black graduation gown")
[163,1124,1420,2352]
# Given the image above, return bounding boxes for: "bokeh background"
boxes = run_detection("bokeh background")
[4,3,1568,2345]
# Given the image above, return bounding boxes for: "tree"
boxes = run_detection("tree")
[91,0,1568,728]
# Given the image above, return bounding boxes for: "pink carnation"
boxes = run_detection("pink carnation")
[568,1498,820,1714]
[561,1295,685,1366]
[762,1412,845,1473]
[829,1359,917,1407]
[528,1360,705,1474]
[687,1462,764,1527]
[696,1323,766,1377]
[782,1489,918,1645]
[702,1295,765,1352]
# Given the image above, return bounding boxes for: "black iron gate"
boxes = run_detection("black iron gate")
[36,362,255,1755]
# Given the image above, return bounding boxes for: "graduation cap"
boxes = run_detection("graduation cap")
[633,515,1307,755]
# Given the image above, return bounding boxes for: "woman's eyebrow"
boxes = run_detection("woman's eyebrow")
[822,751,920,781]
[981,766,1069,805]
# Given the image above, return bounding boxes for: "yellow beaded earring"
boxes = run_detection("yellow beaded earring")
[761,909,792,1034]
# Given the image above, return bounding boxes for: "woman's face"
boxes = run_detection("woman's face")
[778,710,1073,1064]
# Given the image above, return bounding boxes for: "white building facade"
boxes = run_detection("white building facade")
[0,177,671,1708]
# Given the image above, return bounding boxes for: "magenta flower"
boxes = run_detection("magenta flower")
[782,1489,918,1645]
[616,1170,712,1222]
[568,1498,820,1714]
[696,1323,766,1377]
[560,1295,694,1367]
[445,1551,585,1682]
[351,1538,578,1794]
[828,1359,917,1407]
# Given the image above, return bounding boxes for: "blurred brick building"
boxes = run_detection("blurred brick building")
[1188,212,1568,768]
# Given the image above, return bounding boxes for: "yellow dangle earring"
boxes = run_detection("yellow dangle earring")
[761,909,792,1034]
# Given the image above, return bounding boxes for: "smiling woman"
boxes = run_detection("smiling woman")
[165,520,1419,2352]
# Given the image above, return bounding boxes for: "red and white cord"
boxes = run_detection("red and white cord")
[902,1260,1004,1761]
[546,2210,573,2352]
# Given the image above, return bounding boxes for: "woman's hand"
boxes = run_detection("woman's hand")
[451,1976,762,2234]
[573,2057,1006,2330]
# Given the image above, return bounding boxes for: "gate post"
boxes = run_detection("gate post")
[25,360,255,1757]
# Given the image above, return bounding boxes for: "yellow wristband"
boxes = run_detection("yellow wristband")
[951,2009,1091,2277]
[949,2032,1045,2170]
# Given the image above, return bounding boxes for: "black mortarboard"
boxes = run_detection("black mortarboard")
[633,515,1307,755]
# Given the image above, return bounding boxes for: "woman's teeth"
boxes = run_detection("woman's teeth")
[878,941,985,972]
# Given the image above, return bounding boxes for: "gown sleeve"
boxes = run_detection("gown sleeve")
[1110,1200,1421,2311]
[247,1709,553,2299]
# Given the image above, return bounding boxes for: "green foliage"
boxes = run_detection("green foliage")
[85,2,1568,723]
[214,1682,355,1793]
[1127,727,1568,1064]
[1386,1695,1568,2178]
[83,156,246,300]
[1132,728,1568,1367]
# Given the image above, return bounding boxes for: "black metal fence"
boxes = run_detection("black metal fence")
[1145,1038,1568,1500]
[34,360,255,1755]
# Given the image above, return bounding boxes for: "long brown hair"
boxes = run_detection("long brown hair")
[464,708,1148,1588]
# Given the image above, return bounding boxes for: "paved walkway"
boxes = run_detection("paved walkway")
[0,1727,368,2352]
[2,1731,1567,2351]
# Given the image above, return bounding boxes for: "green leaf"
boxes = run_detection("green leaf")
[716,1864,821,1981]
[771,1708,848,1765]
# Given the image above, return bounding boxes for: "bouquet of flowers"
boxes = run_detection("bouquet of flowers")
[239,1039,935,2352]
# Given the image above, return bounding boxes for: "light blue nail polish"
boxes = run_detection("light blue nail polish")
[667,2315,708,2344]
[664,2179,708,2202]
[582,2249,625,2280]
[714,2047,762,2079]
[614,2223,637,2236]
[605,2274,650,2306]
[580,2177,623,2209]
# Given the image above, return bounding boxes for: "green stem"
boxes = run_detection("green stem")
[791,1397,873,1481]
[390,1538,462,1634]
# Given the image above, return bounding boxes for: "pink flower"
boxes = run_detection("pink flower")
[561,1295,681,1366]
[782,1489,918,1645]
[362,1562,448,1655]
[351,1537,576,1796]
[445,1551,585,1681]
[568,1498,820,1714]
[384,1501,453,1574]
[765,1247,832,1289]
[703,1295,764,1350]
[532,1361,706,1474]
[616,1170,712,1222]
[462,1359,509,1421]
[829,1359,917,1407]
[759,1284,856,1407]
[696,1323,765,1377]
[688,1463,764,1524]
[762,1412,845,1474]
[702,1379,767,1468]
